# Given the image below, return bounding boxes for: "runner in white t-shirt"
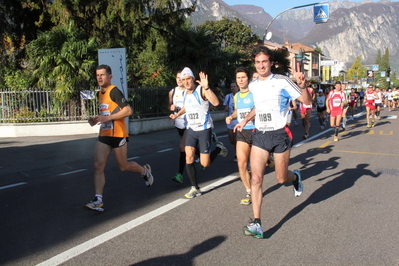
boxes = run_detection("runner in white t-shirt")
[234,46,312,239]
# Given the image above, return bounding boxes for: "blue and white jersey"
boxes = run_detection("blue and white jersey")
[249,74,301,131]
[223,93,238,129]
[183,85,213,131]
[235,91,255,130]
[171,87,187,129]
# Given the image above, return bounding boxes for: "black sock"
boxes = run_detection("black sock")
[254,218,261,225]
[335,127,339,136]
[178,152,185,174]
[292,173,299,190]
[210,147,221,163]
[186,163,198,188]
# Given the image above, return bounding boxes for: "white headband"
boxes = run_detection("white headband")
[181,67,195,79]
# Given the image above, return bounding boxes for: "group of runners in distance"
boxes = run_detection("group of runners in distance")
[83,45,396,239]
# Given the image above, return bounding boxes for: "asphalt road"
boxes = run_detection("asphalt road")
[1,107,398,266]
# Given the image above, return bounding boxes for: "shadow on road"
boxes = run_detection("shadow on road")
[263,163,380,239]
[130,236,226,266]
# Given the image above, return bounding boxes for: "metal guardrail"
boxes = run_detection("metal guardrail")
[0,87,227,123]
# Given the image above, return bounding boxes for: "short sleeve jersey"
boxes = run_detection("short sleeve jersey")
[327,90,346,110]
[249,74,302,131]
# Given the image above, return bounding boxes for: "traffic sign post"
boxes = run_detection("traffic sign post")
[314,4,329,24]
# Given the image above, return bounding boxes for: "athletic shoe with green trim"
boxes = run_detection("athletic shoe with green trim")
[243,221,263,239]
[172,173,183,183]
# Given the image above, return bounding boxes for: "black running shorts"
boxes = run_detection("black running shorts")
[252,127,292,154]
[98,136,129,148]
[185,128,211,154]
[236,129,253,145]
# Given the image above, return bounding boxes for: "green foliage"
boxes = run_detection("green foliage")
[4,69,33,90]
[198,17,258,82]
[165,26,226,86]
[347,55,367,81]
[27,22,100,100]
[373,47,391,89]
[271,50,291,75]
[199,17,259,50]
[314,45,323,54]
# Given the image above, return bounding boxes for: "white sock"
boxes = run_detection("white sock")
[95,194,103,202]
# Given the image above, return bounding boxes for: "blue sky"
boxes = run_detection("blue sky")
[222,0,394,17]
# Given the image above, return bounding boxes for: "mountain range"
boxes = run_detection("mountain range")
[183,0,399,72]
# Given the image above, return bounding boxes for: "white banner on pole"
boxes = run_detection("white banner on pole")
[98,48,129,133]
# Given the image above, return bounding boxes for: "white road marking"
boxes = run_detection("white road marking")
[57,169,87,176]
[127,156,140,160]
[156,148,174,153]
[0,182,27,190]
[36,174,239,266]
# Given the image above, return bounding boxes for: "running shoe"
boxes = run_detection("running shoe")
[184,186,202,198]
[83,197,104,212]
[172,173,183,183]
[216,141,228,157]
[366,123,371,128]
[321,125,325,130]
[333,136,339,142]
[293,169,303,197]
[267,155,275,168]
[141,164,154,187]
[243,221,263,239]
[371,121,375,127]
[302,133,309,140]
[240,194,251,205]
[211,131,218,142]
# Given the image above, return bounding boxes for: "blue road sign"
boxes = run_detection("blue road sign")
[314,4,329,24]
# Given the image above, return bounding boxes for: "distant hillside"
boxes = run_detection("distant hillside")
[183,0,399,72]
[301,2,399,70]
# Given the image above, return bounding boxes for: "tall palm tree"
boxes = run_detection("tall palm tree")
[166,26,226,86]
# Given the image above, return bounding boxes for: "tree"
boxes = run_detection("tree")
[346,55,367,83]
[199,18,259,51]
[314,45,323,54]
[0,0,53,86]
[165,26,227,86]
[373,47,391,89]
[46,0,196,88]
[48,0,195,51]
[27,22,100,100]
[271,49,291,76]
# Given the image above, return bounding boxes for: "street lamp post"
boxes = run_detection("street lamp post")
[262,1,329,42]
